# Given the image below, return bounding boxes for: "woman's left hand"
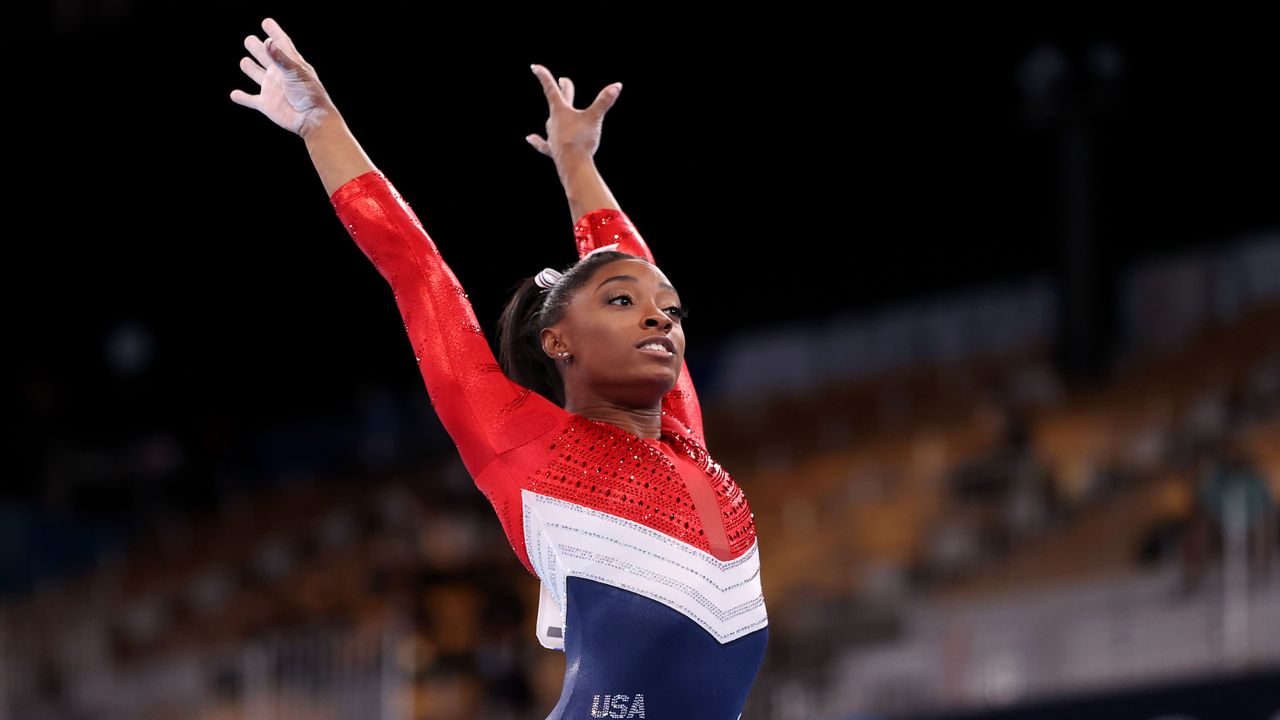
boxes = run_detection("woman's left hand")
[526,64,622,164]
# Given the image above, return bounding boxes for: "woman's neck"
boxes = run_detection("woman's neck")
[563,398,663,439]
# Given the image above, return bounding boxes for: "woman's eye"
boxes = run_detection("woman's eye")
[607,294,687,319]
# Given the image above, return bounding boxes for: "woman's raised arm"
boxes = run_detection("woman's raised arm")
[229,19,564,479]
[526,65,708,448]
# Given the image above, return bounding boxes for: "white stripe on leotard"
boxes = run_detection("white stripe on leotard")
[522,489,768,649]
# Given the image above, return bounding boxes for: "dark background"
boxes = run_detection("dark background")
[17,4,1279,586]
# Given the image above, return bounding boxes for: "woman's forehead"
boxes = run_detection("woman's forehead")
[590,257,675,289]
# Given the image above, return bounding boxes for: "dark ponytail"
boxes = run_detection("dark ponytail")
[497,250,639,407]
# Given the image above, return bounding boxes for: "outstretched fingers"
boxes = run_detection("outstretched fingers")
[244,34,271,70]
[242,18,305,74]
[261,18,299,57]
[231,37,267,109]
[525,134,551,156]
[229,88,260,111]
[586,82,622,120]
[531,64,569,109]
[240,55,265,86]
[526,64,623,157]
[230,18,301,115]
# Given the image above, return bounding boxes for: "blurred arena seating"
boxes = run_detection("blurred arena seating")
[4,237,1278,720]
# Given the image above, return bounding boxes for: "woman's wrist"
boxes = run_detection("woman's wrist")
[298,102,345,141]
[553,147,596,178]
[298,104,377,197]
[556,153,620,219]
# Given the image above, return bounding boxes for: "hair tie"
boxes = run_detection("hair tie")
[534,268,563,289]
[533,243,621,291]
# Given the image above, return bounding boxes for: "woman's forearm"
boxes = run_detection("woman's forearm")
[555,150,621,223]
[300,107,377,197]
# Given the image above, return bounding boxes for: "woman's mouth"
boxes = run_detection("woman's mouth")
[636,336,676,358]
[637,342,675,357]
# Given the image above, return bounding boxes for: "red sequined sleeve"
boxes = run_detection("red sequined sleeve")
[573,210,706,448]
[332,170,564,478]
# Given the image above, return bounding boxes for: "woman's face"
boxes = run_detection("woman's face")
[544,258,686,404]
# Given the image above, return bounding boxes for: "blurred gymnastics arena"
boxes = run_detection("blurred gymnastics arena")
[9,5,1278,719]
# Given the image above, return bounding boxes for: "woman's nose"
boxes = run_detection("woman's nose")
[643,305,671,329]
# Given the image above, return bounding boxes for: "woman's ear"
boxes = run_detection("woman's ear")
[540,327,566,360]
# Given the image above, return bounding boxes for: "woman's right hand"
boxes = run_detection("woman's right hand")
[230,18,335,137]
